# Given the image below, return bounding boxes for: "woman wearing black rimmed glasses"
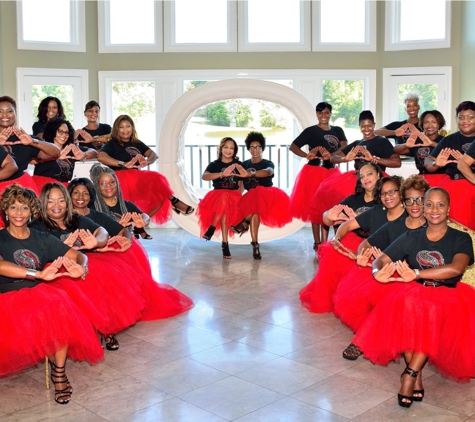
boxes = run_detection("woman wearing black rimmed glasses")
[300,176,405,314]
[231,132,292,260]
[353,187,475,408]
[334,175,430,360]
[32,117,97,192]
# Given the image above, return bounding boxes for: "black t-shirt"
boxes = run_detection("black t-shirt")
[32,121,46,137]
[430,132,475,178]
[383,226,474,285]
[355,205,407,238]
[367,217,427,250]
[205,159,243,190]
[385,120,423,145]
[3,136,41,180]
[407,135,445,174]
[0,146,9,181]
[0,228,70,292]
[30,216,101,247]
[242,158,274,189]
[340,193,377,215]
[85,208,124,236]
[342,136,394,171]
[292,125,347,169]
[79,123,112,150]
[100,139,150,171]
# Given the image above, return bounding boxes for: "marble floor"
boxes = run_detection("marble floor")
[2,228,475,421]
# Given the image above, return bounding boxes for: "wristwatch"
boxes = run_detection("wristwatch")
[117,161,124,168]
[414,269,420,279]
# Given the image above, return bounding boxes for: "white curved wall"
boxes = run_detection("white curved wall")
[159,79,316,244]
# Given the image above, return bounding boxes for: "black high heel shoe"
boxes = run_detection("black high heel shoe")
[203,225,216,241]
[103,334,120,351]
[398,366,419,408]
[251,241,261,260]
[134,227,153,240]
[170,196,194,215]
[222,241,231,259]
[50,362,72,405]
[231,219,250,237]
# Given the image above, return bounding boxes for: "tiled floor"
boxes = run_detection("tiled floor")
[1,228,475,421]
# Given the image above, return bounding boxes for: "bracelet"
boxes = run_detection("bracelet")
[81,265,89,280]
[372,268,379,278]
[25,268,37,281]
[219,172,223,178]
[249,168,257,177]
[414,268,420,280]
[371,156,379,164]
[82,153,87,162]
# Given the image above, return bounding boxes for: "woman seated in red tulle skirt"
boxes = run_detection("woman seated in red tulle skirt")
[354,187,475,408]
[230,131,292,260]
[0,185,103,405]
[197,137,243,259]
[300,175,405,313]
[97,114,194,234]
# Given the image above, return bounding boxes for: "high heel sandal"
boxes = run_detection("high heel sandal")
[171,196,194,215]
[50,362,72,405]
[231,219,250,237]
[134,228,153,240]
[222,241,231,259]
[251,241,261,260]
[103,334,120,351]
[342,343,362,361]
[398,366,419,408]
[203,225,216,241]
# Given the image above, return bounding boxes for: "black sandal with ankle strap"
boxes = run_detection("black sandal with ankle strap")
[251,241,261,260]
[50,362,72,405]
[231,219,250,237]
[398,366,419,408]
[170,196,194,215]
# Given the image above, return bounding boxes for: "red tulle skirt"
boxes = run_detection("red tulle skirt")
[299,232,362,313]
[354,281,475,381]
[333,266,404,332]
[310,170,357,225]
[289,165,337,222]
[115,170,173,225]
[438,178,475,231]
[239,186,292,228]
[0,283,103,376]
[51,253,145,335]
[32,175,68,193]
[0,173,40,196]
[421,173,449,188]
[196,189,242,238]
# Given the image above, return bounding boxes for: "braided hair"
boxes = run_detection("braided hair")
[89,163,128,221]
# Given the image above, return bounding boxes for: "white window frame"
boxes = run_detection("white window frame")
[16,68,89,131]
[385,0,451,51]
[98,0,163,53]
[382,66,453,130]
[312,0,376,52]
[238,1,311,52]
[16,0,86,52]
[164,1,237,52]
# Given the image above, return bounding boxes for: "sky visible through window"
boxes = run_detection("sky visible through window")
[320,0,365,43]
[110,0,155,44]
[400,0,446,41]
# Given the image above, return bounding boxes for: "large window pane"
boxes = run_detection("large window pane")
[174,0,228,43]
[320,0,365,43]
[109,0,155,44]
[111,82,156,150]
[323,79,364,141]
[21,0,71,43]
[400,0,446,42]
[247,0,301,43]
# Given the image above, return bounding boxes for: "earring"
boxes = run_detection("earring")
[382,206,386,211]
[28,216,31,224]
[401,203,404,208]
[5,215,8,221]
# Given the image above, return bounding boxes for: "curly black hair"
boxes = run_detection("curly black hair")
[244,131,266,151]
[43,117,75,148]
[36,97,65,122]
[0,96,16,110]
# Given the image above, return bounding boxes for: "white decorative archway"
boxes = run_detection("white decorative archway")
[159,79,316,243]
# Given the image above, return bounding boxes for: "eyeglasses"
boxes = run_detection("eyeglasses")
[457,114,475,122]
[380,189,399,198]
[57,129,69,136]
[99,180,117,188]
[249,146,262,150]
[403,197,424,206]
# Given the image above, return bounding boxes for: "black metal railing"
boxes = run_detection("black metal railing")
[185,144,296,190]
